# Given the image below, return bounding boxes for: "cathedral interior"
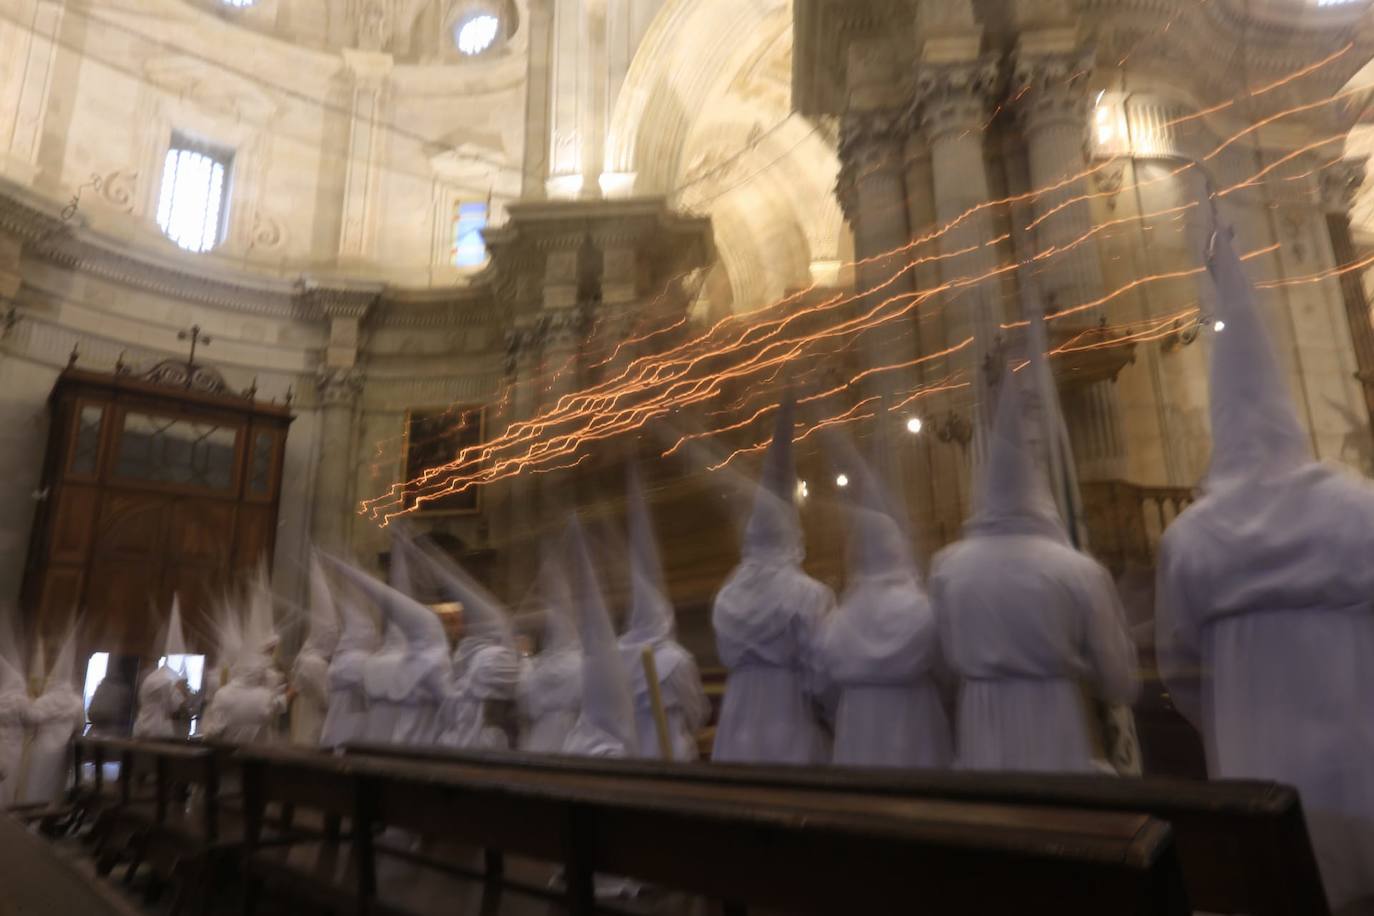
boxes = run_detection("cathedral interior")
[0,0,1373,913]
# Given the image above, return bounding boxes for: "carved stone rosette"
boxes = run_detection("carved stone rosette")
[315,366,365,407]
[910,56,1002,142]
[1011,49,1094,136]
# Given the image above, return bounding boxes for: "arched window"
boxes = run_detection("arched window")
[455,13,501,55]
[452,201,489,267]
[221,0,256,7]
[156,134,232,253]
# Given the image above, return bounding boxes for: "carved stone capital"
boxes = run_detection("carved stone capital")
[1011,48,1094,134]
[503,307,588,372]
[1320,157,1368,214]
[911,56,1002,141]
[316,366,365,407]
[837,109,908,223]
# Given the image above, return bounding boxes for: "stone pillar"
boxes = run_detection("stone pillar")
[1013,40,1125,480]
[337,50,393,265]
[0,0,65,184]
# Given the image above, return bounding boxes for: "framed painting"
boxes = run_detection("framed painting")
[401,405,486,515]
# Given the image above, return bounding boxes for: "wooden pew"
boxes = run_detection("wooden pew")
[342,742,1329,916]
[239,745,1188,916]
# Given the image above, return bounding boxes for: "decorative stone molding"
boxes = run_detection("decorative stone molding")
[1320,158,1368,214]
[298,278,382,323]
[139,358,236,397]
[502,307,588,373]
[316,365,366,407]
[1010,48,1094,135]
[911,56,1002,141]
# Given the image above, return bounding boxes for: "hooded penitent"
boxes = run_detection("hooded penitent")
[319,568,379,747]
[815,432,952,768]
[133,597,190,739]
[201,570,288,744]
[290,551,341,745]
[930,361,1137,774]
[0,613,30,805]
[20,616,86,803]
[617,464,707,760]
[710,397,835,765]
[409,537,520,750]
[329,544,451,746]
[1155,225,1374,909]
[518,545,583,753]
[562,516,638,758]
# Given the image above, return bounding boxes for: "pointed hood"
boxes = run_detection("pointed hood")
[742,396,803,564]
[1204,225,1311,488]
[245,563,279,658]
[389,527,414,595]
[303,551,342,659]
[163,595,188,661]
[1025,302,1086,547]
[45,617,80,694]
[564,516,637,755]
[965,366,1068,542]
[333,576,380,657]
[0,611,26,697]
[535,544,578,654]
[621,463,675,648]
[326,553,446,652]
[824,430,915,580]
[409,535,514,654]
[27,633,45,696]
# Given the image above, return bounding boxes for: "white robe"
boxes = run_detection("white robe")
[619,641,708,761]
[320,649,370,747]
[1157,464,1374,911]
[818,573,952,769]
[436,643,520,750]
[200,679,287,744]
[289,649,329,746]
[711,560,835,765]
[0,692,29,806]
[132,667,184,739]
[19,687,85,804]
[519,649,582,753]
[362,648,449,746]
[931,533,1138,773]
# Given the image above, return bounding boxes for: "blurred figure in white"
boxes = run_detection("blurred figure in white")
[931,366,1137,773]
[0,618,30,806]
[1156,225,1374,913]
[201,575,287,744]
[518,549,583,752]
[712,398,835,764]
[133,598,190,739]
[319,575,379,747]
[618,465,707,760]
[289,552,340,745]
[20,618,85,803]
[818,432,952,768]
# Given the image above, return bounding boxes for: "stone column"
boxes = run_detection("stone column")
[1013,41,1125,480]
[337,50,393,266]
[0,0,65,184]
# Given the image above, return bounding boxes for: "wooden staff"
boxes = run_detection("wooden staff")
[640,647,673,761]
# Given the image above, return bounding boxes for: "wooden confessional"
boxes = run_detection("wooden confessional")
[20,359,293,656]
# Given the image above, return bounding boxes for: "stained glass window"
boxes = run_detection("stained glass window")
[452,202,488,268]
[156,135,232,253]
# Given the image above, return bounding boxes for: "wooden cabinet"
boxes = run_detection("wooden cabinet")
[20,363,293,655]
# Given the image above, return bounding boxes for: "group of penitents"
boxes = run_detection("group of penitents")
[0,225,1370,911]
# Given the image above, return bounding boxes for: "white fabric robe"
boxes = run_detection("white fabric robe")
[0,692,29,806]
[711,560,835,765]
[818,573,952,769]
[519,649,582,753]
[619,641,708,761]
[1157,464,1374,911]
[931,533,1138,773]
[289,649,329,746]
[436,643,520,750]
[320,649,371,747]
[362,647,450,746]
[19,687,85,804]
[200,677,287,744]
[132,667,184,739]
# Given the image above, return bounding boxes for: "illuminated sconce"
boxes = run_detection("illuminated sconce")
[1090,92,1130,158]
[796,479,810,502]
[905,416,924,435]
[835,473,849,488]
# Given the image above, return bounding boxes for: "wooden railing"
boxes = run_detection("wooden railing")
[1081,480,1195,576]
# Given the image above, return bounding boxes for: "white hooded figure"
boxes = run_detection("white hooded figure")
[711,398,835,764]
[617,466,708,760]
[411,538,521,751]
[817,434,953,769]
[930,365,1138,773]
[331,544,451,746]
[518,548,583,752]
[201,576,287,744]
[1155,226,1374,911]
[562,517,639,758]
[319,577,379,747]
[133,598,190,739]
[289,552,340,746]
[19,619,86,804]
[0,620,30,806]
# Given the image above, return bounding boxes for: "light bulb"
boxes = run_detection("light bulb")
[835,474,849,488]
[1213,319,1226,333]
[905,417,924,435]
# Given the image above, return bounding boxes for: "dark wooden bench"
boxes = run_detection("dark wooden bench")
[343,742,1329,916]
[0,812,145,916]
[240,744,1187,916]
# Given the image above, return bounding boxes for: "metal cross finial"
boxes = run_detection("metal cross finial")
[177,324,212,380]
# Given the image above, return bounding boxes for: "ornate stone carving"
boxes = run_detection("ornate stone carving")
[98,170,138,214]
[502,307,588,373]
[836,108,907,223]
[1320,158,1368,214]
[298,279,381,321]
[249,211,286,252]
[357,0,393,52]
[141,358,233,396]
[910,56,1002,141]
[1011,49,1094,134]
[316,366,366,407]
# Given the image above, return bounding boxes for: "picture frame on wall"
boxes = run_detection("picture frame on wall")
[401,405,486,515]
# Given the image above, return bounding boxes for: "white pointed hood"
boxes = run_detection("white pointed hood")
[0,613,26,699]
[564,516,638,755]
[334,577,379,657]
[1204,225,1311,489]
[965,366,1068,543]
[303,551,342,659]
[244,562,280,666]
[742,396,803,564]
[45,618,80,694]
[826,430,915,580]
[621,463,675,649]
[163,595,188,673]
[27,633,45,696]
[535,544,578,655]
[410,535,514,654]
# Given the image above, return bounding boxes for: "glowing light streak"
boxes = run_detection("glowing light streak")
[1164,43,1354,128]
